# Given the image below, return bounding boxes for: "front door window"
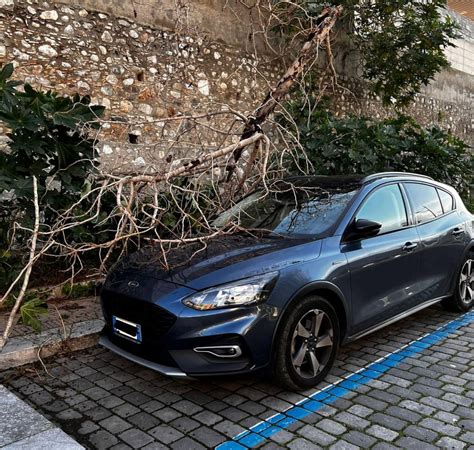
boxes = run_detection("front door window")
[356,184,408,235]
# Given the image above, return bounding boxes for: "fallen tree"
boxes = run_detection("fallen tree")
[0,5,343,348]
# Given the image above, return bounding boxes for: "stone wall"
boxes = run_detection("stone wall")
[53,0,267,51]
[0,0,472,175]
[0,0,280,173]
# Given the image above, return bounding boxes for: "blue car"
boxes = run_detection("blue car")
[100,172,474,389]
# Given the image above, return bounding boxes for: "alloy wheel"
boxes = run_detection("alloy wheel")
[290,309,334,379]
[459,259,474,304]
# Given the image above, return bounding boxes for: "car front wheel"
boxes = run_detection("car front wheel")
[274,296,340,390]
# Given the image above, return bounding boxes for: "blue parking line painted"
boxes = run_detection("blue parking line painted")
[216,311,474,450]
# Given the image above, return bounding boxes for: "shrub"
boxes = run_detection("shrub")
[282,102,472,199]
[0,63,105,221]
[0,63,105,291]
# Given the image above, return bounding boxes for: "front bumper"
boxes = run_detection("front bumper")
[100,288,280,377]
[99,334,188,377]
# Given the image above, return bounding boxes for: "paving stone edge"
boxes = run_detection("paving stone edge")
[0,319,104,370]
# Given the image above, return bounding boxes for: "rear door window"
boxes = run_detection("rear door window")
[404,183,443,224]
[437,189,454,213]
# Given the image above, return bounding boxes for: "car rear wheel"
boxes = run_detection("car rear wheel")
[273,296,340,390]
[442,253,474,312]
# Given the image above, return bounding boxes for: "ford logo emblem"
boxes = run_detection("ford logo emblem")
[128,280,140,288]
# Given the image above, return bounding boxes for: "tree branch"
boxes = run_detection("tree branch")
[226,5,343,178]
[1,176,40,349]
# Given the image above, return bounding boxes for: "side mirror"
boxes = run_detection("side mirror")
[345,218,382,241]
[355,219,382,234]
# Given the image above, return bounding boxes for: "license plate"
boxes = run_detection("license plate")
[112,316,142,343]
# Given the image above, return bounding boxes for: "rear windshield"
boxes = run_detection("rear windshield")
[213,186,358,236]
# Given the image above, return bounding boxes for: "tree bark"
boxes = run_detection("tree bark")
[226,5,343,178]
[1,176,40,349]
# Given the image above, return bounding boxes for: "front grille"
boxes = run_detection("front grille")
[106,330,178,367]
[101,291,177,342]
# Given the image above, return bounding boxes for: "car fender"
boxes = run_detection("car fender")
[269,280,351,362]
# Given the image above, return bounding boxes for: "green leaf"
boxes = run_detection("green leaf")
[20,298,48,332]
[279,96,472,198]
[52,102,105,128]
[0,63,14,85]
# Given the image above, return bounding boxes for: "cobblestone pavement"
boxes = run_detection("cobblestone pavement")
[1,305,473,450]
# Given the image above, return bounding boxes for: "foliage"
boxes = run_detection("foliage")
[0,249,16,294]
[0,63,105,221]
[19,297,48,332]
[0,62,105,292]
[61,281,97,299]
[283,100,473,198]
[276,0,458,106]
[465,198,474,214]
[345,0,458,106]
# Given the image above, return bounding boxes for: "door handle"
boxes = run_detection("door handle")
[452,227,464,236]
[403,242,418,252]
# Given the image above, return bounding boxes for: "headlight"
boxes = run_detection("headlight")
[182,272,279,311]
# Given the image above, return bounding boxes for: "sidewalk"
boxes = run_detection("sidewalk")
[0,296,102,448]
[0,385,83,449]
[0,296,104,370]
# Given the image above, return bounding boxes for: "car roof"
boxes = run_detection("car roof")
[361,172,434,184]
[277,175,364,191]
[281,172,434,190]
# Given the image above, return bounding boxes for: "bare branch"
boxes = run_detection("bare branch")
[226,5,343,177]
[1,176,40,349]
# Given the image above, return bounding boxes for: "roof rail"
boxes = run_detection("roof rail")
[362,172,433,184]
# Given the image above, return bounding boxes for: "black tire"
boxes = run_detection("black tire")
[273,296,340,390]
[442,252,474,312]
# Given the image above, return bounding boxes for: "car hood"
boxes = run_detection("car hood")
[108,233,322,290]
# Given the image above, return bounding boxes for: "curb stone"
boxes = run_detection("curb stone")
[0,319,104,370]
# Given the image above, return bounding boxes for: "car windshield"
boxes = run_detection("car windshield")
[213,184,358,236]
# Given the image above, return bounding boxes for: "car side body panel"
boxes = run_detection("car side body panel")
[341,226,423,334]
[413,211,468,298]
